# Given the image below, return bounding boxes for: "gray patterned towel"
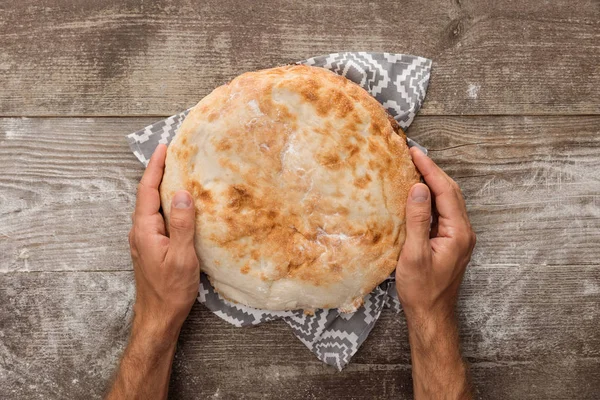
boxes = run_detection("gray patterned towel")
[126,52,432,370]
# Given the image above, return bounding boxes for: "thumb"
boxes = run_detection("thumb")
[168,190,196,249]
[403,183,432,254]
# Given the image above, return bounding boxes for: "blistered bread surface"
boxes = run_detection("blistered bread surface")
[160,65,419,312]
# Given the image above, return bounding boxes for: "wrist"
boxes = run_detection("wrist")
[129,317,180,360]
[131,304,183,351]
[405,308,459,351]
[402,299,456,331]
[406,311,471,399]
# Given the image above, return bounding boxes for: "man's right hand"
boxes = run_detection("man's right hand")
[396,146,476,400]
[397,146,476,325]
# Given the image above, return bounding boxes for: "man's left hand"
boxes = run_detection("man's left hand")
[128,144,200,339]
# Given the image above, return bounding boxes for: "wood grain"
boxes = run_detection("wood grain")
[1,115,599,398]
[0,117,148,273]
[1,116,599,272]
[2,1,600,396]
[0,0,598,116]
[0,267,598,399]
[408,116,600,267]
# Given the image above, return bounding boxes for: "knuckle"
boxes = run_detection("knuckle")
[132,227,149,246]
[469,230,477,247]
[400,244,430,266]
[169,215,193,232]
[454,231,471,249]
[408,208,431,224]
[445,179,456,191]
[167,250,199,269]
[450,180,461,193]
[185,256,200,270]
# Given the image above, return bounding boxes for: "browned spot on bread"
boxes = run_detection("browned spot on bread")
[298,79,319,102]
[219,157,241,173]
[171,144,199,174]
[214,137,232,151]
[352,110,364,125]
[352,133,367,145]
[329,263,342,273]
[174,147,190,163]
[354,174,372,189]
[384,225,393,235]
[256,83,278,119]
[289,266,323,286]
[342,121,358,134]
[336,206,350,216]
[186,179,213,205]
[370,116,386,136]
[345,143,360,157]
[331,90,355,118]
[240,264,250,274]
[372,232,382,244]
[294,77,335,117]
[227,185,253,210]
[207,112,219,122]
[316,151,341,169]
[367,138,379,153]
[274,104,295,123]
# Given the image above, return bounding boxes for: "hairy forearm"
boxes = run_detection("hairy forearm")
[407,313,471,400]
[106,317,180,400]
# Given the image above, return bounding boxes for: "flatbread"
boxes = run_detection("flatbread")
[160,65,419,312]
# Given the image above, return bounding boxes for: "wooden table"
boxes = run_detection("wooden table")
[1,1,599,398]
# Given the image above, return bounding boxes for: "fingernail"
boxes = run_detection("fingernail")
[173,191,192,209]
[411,145,428,157]
[411,184,429,203]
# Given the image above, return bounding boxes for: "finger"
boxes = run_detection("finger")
[167,191,197,262]
[400,183,432,265]
[410,147,468,225]
[135,144,167,219]
[141,144,167,189]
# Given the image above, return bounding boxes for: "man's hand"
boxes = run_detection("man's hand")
[396,146,476,400]
[129,143,200,338]
[107,144,199,400]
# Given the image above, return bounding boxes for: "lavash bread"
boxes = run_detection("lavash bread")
[160,65,420,312]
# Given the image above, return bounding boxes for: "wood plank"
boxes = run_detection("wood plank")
[0,1,598,116]
[0,267,598,399]
[1,116,599,272]
[408,115,600,267]
[169,358,600,400]
[0,117,149,272]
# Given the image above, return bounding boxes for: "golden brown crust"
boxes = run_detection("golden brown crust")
[160,65,420,312]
